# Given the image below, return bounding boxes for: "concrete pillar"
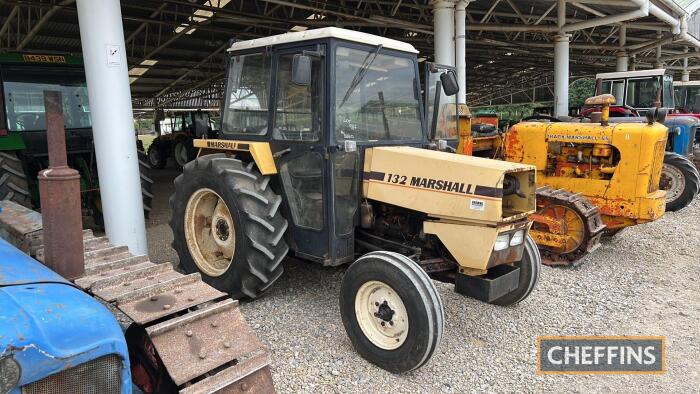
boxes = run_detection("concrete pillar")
[554,34,570,117]
[616,25,628,72]
[76,0,147,255]
[554,0,569,118]
[682,47,690,82]
[655,31,664,69]
[454,0,469,104]
[433,0,455,67]
[616,51,629,72]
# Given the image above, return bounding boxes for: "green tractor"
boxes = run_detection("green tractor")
[0,53,152,224]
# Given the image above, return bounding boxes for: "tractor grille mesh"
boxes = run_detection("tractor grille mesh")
[22,354,122,394]
[648,140,666,193]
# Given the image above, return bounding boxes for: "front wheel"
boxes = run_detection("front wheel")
[489,234,541,306]
[660,152,700,211]
[339,251,444,374]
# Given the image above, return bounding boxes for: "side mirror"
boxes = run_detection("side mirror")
[441,71,459,96]
[292,54,311,86]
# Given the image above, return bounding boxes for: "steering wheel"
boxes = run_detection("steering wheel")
[521,114,561,122]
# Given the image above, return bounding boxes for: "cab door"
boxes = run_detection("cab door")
[269,45,333,264]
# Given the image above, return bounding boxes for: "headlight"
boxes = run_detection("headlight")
[0,356,21,394]
[510,230,525,246]
[494,234,510,251]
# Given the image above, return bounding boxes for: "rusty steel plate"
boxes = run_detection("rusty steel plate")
[83,254,150,276]
[75,261,158,291]
[115,273,225,324]
[180,351,274,394]
[83,236,110,252]
[0,201,44,253]
[89,264,183,302]
[146,299,268,387]
[84,250,133,266]
[84,245,129,260]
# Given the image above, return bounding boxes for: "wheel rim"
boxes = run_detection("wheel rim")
[174,143,188,166]
[536,204,585,254]
[148,148,161,166]
[354,280,409,350]
[184,188,235,277]
[660,164,685,204]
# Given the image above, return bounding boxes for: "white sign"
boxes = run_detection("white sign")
[469,198,485,211]
[106,44,121,67]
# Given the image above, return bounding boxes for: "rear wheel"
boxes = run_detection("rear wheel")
[339,251,444,373]
[660,152,700,211]
[173,138,194,169]
[169,154,288,299]
[490,235,541,306]
[147,139,167,169]
[0,151,32,208]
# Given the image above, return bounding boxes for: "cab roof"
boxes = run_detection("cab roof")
[674,80,700,86]
[228,27,419,54]
[596,69,670,80]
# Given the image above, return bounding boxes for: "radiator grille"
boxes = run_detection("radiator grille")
[22,354,122,394]
[648,140,666,193]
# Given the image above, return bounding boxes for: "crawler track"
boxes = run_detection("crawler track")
[529,187,606,266]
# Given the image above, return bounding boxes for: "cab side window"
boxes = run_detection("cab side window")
[273,52,324,141]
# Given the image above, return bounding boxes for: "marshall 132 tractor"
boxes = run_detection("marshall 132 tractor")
[170,27,541,373]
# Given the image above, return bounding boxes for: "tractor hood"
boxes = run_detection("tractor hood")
[0,238,67,286]
[0,239,131,390]
[362,146,536,224]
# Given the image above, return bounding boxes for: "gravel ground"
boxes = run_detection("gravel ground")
[146,167,699,393]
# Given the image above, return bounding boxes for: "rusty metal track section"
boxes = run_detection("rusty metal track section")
[531,186,606,266]
[36,232,274,393]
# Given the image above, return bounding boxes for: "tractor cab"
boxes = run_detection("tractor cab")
[592,69,675,116]
[211,28,444,264]
[0,53,93,156]
[674,80,700,114]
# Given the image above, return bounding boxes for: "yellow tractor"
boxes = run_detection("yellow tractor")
[428,63,668,264]
[506,95,668,233]
[426,64,605,264]
[444,91,668,263]
[169,28,541,373]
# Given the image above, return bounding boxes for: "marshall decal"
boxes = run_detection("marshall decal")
[205,140,249,150]
[363,171,503,198]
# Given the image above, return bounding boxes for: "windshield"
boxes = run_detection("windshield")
[222,53,270,135]
[625,77,661,109]
[2,66,91,132]
[334,46,421,142]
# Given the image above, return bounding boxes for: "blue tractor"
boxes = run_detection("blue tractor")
[0,237,131,393]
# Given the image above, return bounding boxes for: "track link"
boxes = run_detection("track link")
[529,186,606,266]
[36,232,274,393]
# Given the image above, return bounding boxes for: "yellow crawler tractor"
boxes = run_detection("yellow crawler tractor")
[426,65,606,264]
[506,95,668,239]
[170,28,541,373]
[428,65,668,264]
